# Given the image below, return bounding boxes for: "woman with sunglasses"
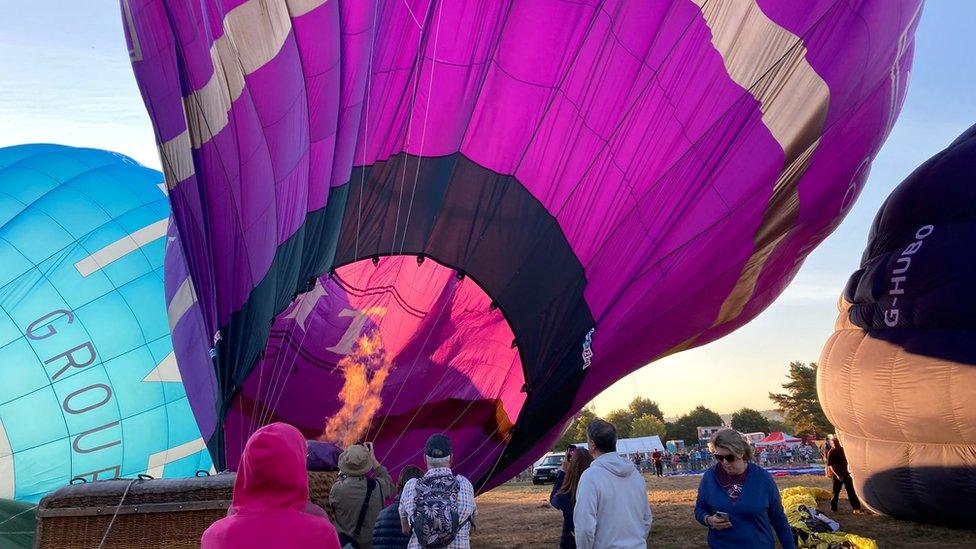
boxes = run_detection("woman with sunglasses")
[693,429,794,549]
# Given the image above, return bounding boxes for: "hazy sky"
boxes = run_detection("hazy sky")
[2,2,974,418]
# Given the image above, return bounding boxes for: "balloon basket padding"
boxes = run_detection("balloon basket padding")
[34,471,337,548]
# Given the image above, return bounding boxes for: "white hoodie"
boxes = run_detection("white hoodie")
[573,452,652,549]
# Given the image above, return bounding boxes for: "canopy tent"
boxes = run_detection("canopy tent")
[756,432,803,448]
[572,436,665,457]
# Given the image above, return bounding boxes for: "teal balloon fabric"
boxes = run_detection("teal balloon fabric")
[0,144,211,502]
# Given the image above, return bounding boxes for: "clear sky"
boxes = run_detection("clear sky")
[2,2,974,419]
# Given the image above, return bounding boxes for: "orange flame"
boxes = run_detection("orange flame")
[321,331,392,447]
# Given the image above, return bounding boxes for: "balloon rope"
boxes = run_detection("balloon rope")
[385,393,482,471]
[477,432,515,491]
[355,0,379,260]
[400,0,423,28]
[97,478,139,549]
[257,320,302,429]
[246,334,268,446]
[456,354,528,479]
[373,276,458,462]
[0,506,37,528]
[252,294,298,434]
[453,425,503,471]
[388,0,436,261]
[263,302,316,429]
[397,0,444,256]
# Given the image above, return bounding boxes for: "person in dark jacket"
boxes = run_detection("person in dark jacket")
[826,436,863,513]
[550,448,593,549]
[548,445,576,507]
[694,429,794,549]
[372,465,423,549]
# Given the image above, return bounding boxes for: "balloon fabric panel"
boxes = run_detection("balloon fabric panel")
[124,0,923,489]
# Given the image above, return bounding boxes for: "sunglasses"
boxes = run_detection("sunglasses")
[713,453,738,463]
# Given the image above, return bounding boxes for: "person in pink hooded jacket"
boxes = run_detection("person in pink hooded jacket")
[201,422,341,549]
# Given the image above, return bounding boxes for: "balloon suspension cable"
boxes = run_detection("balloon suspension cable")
[0,505,38,529]
[262,290,316,434]
[389,0,438,263]
[373,278,459,462]
[97,478,139,549]
[397,0,444,258]
[252,281,307,440]
[263,279,322,433]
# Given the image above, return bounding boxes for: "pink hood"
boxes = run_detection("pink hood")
[202,423,340,548]
[232,422,309,513]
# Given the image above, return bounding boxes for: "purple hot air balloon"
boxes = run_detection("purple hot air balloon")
[122,0,922,490]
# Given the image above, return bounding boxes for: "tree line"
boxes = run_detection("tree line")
[554,361,832,449]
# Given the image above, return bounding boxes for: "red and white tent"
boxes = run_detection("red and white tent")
[755,432,803,448]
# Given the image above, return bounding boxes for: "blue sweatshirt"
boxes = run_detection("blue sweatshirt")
[694,462,795,549]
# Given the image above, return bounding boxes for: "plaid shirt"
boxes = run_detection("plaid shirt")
[398,467,476,549]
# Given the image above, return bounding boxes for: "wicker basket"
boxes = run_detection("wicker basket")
[35,472,337,548]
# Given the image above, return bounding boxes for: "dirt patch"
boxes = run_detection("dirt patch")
[471,474,976,548]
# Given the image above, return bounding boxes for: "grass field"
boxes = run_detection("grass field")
[472,474,976,548]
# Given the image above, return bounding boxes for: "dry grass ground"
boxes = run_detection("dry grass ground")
[472,474,976,548]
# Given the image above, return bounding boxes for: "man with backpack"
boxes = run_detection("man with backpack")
[399,434,476,548]
[331,443,394,548]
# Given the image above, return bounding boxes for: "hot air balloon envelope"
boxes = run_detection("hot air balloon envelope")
[124,0,923,489]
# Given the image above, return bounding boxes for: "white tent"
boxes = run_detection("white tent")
[572,436,665,457]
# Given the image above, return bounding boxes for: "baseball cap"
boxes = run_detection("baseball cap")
[424,434,452,458]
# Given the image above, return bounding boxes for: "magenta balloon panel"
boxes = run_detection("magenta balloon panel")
[122,0,921,489]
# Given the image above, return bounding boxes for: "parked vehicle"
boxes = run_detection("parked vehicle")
[532,452,565,485]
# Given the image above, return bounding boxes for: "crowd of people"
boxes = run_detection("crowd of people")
[630,442,820,476]
[198,419,860,548]
[756,444,819,466]
[641,447,714,474]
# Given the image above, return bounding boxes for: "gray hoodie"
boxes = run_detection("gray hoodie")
[573,452,652,549]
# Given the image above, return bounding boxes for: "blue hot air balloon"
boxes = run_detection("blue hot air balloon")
[0,144,211,502]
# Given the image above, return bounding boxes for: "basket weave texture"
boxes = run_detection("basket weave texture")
[36,472,337,548]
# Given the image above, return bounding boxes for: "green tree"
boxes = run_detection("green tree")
[627,397,664,421]
[667,405,724,444]
[553,405,598,450]
[730,408,771,434]
[686,405,724,430]
[664,421,679,443]
[631,414,667,438]
[605,409,633,439]
[768,418,794,434]
[769,361,833,437]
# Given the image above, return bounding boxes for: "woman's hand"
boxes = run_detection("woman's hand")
[706,515,732,530]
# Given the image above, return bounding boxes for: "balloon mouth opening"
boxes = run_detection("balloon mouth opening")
[223,254,526,475]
